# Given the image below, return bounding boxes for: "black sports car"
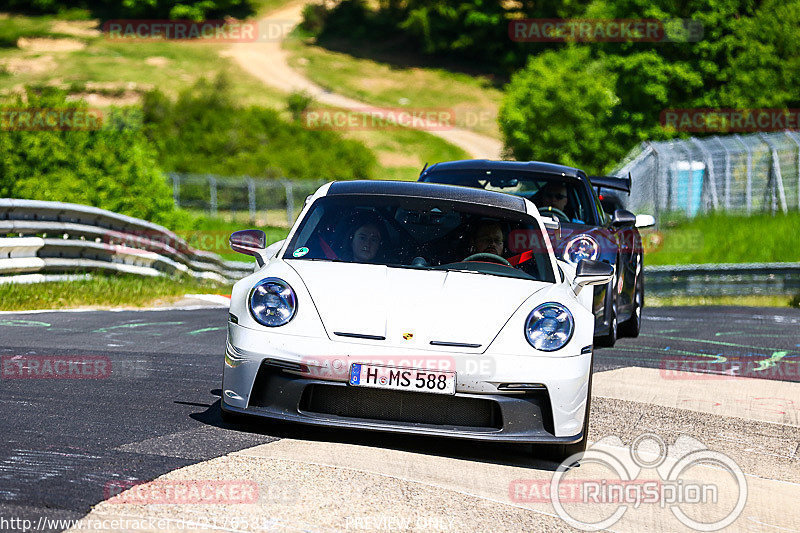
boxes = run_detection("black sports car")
[419,159,654,346]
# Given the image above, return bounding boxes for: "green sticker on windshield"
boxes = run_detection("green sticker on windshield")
[293,247,309,258]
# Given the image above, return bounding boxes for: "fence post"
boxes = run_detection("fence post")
[733,135,753,214]
[208,176,218,215]
[171,173,180,208]
[759,133,788,214]
[247,178,256,224]
[284,179,294,226]
[712,136,732,209]
[784,130,800,211]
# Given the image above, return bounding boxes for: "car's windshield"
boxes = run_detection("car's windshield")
[420,169,599,226]
[283,194,556,283]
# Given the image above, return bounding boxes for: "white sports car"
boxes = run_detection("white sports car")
[222,180,612,460]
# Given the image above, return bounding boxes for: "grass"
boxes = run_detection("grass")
[0,12,467,181]
[0,274,231,311]
[647,295,796,308]
[172,210,289,261]
[643,212,800,266]
[0,14,79,47]
[284,30,504,139]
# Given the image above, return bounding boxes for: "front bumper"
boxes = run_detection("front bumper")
[222,322,591,443]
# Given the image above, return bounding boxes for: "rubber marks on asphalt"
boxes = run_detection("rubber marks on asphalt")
[593,366,800,427]
[115,426,278,461]
[69,432,800,532]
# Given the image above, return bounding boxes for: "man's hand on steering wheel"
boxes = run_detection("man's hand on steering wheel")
[462,252,512,266]
[538,206,570,223]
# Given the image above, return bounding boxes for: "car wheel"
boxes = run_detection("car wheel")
[596,300,617,348]
[619,277,643,338]
[539,360,593,465]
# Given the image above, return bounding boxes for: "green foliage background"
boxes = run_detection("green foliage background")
[142,76,376,180]
[3,0,254,21]
[0,89,178,225]
[309,0,800,173]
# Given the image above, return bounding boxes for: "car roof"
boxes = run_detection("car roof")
[421,159,585,178]
[327,179,528,213]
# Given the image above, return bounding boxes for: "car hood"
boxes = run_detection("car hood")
[288,261,550,350]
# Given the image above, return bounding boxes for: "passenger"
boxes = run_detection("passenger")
[350,222,382,262]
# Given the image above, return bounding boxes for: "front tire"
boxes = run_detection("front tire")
[596,300,617,348]
[619,276,643,338]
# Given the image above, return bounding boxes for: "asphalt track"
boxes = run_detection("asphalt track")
[0,306,798,531]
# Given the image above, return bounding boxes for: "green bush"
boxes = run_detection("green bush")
[499,47,622,174]
[142,75,376,180]
[286,90,314,121]
[791,293,800,308]
[0,88,178,225]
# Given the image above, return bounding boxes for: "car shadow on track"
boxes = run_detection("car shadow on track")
[191,390,561,472]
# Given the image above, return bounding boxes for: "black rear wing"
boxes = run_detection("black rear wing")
[588,173,631,195]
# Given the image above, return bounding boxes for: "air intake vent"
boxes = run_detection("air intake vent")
[299,385,502,429]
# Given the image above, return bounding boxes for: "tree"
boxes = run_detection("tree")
[499,47,620,173]
[0,88,177,224]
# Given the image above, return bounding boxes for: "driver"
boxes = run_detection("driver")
[536,182,569,212]
[467,220,505,257]
[535,182,585,223]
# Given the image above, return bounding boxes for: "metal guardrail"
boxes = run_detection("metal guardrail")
[0,199,254,283]
[2,198,797,296]
[644,262,800,297]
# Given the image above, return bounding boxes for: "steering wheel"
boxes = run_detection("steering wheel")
[538,206,570,223]
[462,253,512,266]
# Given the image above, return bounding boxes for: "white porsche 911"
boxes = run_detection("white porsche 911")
[222,180,612,460]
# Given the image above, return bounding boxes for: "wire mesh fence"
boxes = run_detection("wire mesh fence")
[612,130,800,223]
[168,173,327,227]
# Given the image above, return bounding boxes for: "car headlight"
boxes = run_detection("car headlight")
[249,278,297,327]
[525,303,574,351]
[563,234,599,265]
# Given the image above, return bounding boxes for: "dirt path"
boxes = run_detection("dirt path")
[222,1,503,160]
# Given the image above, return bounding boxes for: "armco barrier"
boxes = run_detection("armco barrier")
[0,199,254,283]
[644,262,800,297]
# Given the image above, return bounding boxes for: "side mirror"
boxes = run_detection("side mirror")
[230,229,267,267]
[635,214,656,228]
[611,209,636,227]
[572,259,614,296]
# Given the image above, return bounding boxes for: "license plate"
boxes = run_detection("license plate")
[348,363,456,395]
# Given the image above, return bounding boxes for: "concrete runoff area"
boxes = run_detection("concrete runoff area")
[68,371,800,532]
[0,306,797,531]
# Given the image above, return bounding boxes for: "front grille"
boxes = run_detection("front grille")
[299,384,503,429]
